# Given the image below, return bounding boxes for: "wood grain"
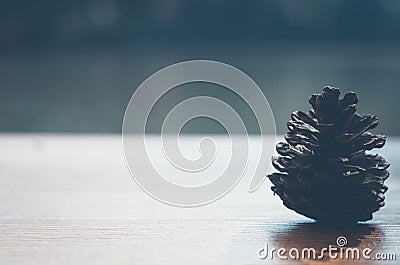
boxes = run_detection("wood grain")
[0,134,399,264]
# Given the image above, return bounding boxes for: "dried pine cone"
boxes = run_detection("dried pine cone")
[268,86,390,223]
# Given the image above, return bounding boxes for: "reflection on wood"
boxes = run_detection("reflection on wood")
[271,223,384,264]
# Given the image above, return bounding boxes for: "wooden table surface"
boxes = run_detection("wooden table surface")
[0,134,399,265]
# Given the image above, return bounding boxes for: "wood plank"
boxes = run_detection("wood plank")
[0,135,399,264]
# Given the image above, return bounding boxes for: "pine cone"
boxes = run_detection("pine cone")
[268,86,390,223]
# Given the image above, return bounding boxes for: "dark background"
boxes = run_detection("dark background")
[1,0,399,134]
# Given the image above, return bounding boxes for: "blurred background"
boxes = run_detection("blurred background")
[1,0,400,134]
